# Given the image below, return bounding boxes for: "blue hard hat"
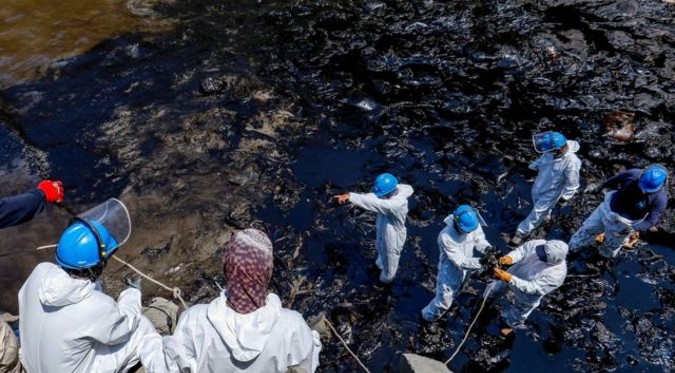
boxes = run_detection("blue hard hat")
[532,131,567,153]
[638,164,668,193]
[372,173,399,198]
[453,205,479,233]
[55,220,119,269]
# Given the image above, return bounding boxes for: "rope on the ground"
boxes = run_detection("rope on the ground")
[324,318,372,373]
[36,244,188,310]
[36,244,57,251]
[110,255,189,310]
[444,286,493,365]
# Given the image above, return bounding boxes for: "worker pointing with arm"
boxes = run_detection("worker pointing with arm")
[333,173,414,284]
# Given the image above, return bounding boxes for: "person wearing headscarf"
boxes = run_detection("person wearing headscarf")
[139,229,322,373]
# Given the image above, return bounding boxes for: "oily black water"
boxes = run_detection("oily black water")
[0,1,673,372]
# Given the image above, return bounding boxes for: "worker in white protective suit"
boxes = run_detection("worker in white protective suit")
[18,199,155,373]
[421,205,493,322]
[333,173,414,283]
[511,131,581,245]
[486,239,568,335]
[139,229,322,373]
[569,165,669,258]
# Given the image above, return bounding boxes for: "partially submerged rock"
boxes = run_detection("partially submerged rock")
[399,353,452,373]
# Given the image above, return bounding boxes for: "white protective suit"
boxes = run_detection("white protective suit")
[139,292,321,373]
[18,262,154,373]
[348,184,414,283]
[569,191,641,258]
[516,140,581,237]
[421,215,491,321]
[486,239,568,328]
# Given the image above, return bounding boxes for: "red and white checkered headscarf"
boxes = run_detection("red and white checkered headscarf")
[222,229,274,314]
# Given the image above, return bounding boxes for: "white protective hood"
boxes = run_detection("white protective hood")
[543,239,569,264]
[566,140,580,154]
[38,265,96,307]
[207,292,282,362]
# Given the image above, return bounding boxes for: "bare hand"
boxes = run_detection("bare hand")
[623,232,640,249]
[595,232,605,245]
[332,193,350,204]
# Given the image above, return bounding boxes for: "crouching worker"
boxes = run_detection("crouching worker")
[333,173,414,283]
[139,229,322,373]
[485,239,568,335]
[570,164,668,258]
[18,199,154,373]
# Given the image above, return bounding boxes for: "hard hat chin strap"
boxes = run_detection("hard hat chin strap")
[63,264,104,282]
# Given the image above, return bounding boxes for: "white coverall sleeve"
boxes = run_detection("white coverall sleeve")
[509,273,559,296]
[506,241,538,263]
[139,309,199,373]
[473,227,491,253]
[139,334,194,373]
[287,323,322,372]
[348,192,396,215]
[441,233,481,270]
[88,288,142,345]
[528,156,543,171]
[561,163,581,201]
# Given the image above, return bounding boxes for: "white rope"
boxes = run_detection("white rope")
[36,244,189,310]
[324,318,372,373]
[36,244,58,251]
[111,255,189,310]
[444,286,493,365]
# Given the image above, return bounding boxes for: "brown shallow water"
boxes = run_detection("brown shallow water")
[0,0,170,87]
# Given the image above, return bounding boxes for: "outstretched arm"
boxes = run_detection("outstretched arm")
[0,189,46,229]
[347,192,397,215]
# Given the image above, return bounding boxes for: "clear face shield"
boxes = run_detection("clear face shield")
[472,209,488,227]
[76,198,131,253]
[532,131,554,153]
